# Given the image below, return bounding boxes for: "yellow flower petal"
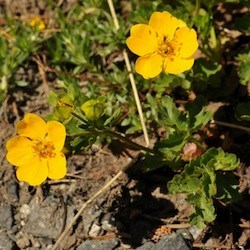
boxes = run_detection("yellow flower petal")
[16,113,47,139]
[135,53,163,79]
[46,121,66,151]
[16,158,48,186]
[126,24,158,56]
[164,56,194,74]
[149,11,186,39]
[6,136,34,166]
[47,152,66,180]
[173,27,198,58]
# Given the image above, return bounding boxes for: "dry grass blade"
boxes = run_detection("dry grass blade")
[107,0,150,148]
[51,170,123,250]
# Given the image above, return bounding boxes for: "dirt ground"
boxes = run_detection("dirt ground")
[1,0,250,249]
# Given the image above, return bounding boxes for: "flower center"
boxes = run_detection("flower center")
[33,139,56,158]
[157,36,175,58]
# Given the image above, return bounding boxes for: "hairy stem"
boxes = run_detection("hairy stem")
[71,112,154,154]
[213,120,250,133]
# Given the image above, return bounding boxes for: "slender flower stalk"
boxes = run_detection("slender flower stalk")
[212,120,250,133]
[71,112,154,154]
[103,129,154,154]
[107,0,150,147]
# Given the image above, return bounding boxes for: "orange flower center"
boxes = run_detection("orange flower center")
[157,36,175,58]
[33,139,56,158]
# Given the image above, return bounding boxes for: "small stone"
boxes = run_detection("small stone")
[33,241,41,248]
[76,238,119,250]
[0,232,14,249]
[20,204,31,218]
[88,223,102,237]
[135,233,192,250]
[188,226,203,241]
[134,241,155,250]
[176,228,193,241]
[23,197,65,239]
[16,237,30,249]
[6,181,18,202]
[0,204,13,230]
[101,219,114,231]
[154,233,192,250]
[101,214,115,231]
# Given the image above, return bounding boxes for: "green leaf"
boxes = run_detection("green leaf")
[235,102,250,121]
[47,91,59,107]
[138,155,168,173]
[15,80,29,87]
[194,58,222,80]
[215,172,241,203]
[213,148,239,171]
[155,132,187,162]
[235,16,250,33]
[54,95,74,121]
[103,108,121,127]
[66,116,86,136]
[168,173,201,194]
[185,96,212,131]
[158,96,188,133]
[201,164,217,197]
[168,147,239,228]
[188,193,216,228]
[237,52,250,85]
[81,99,105,121]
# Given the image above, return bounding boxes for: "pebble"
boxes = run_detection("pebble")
[88,223,102,237]
[19,204,31,219]
[0,232,14,249]
[76,238,119,250]
[5,181,18,202]
[16,237,30,249]
[188,225,203,241]
[0,204,13,230]
[135,233,192,250]
[23,197,65,239]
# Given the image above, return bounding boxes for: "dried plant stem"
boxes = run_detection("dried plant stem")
[107,0,150,148]
[52,170,123,250]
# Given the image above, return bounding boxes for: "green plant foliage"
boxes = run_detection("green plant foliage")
[235,102,250,121]
[81,99,105,121]
[148,95,212,168]
[168,148,240,228]
[0,17,49,103]
[236,52,250,85]
[1,0,248,230]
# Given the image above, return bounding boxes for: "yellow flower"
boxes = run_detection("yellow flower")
[28,16,46,31]
[126,11,199,79]
[6,113,66,186]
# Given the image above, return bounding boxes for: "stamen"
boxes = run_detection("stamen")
[33,139,56,158]
[157,36,175,57]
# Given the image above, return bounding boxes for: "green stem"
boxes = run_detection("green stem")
[103,129,154,154]
[71,111,86,123]
[210,26,217,50]
[213,120,250,133]
[70,111,154,154]
[194,0,201,19]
